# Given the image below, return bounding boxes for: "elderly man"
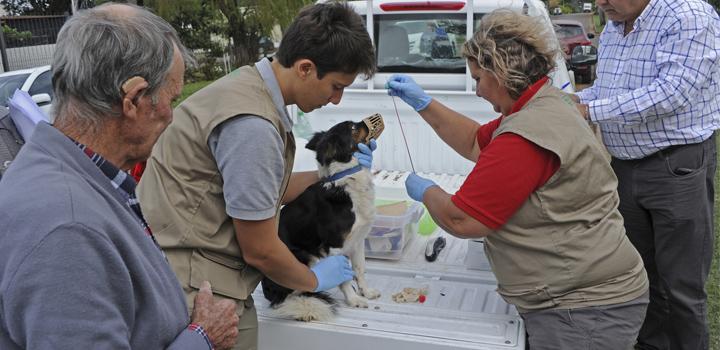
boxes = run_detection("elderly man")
[0,3,239,349]
[574,0,720,349]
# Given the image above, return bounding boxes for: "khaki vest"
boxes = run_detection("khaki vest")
[138,65,295,301]
[485,84,647,312]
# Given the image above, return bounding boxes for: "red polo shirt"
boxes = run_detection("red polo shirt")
[451,77,560,229]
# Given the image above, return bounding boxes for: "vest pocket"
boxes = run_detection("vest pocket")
[189,249,250,300]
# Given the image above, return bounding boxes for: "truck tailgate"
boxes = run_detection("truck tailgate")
[254,232,525,350]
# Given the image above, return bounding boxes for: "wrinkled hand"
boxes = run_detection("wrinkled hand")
[310,255,354,292]
[354,139,377,169]
[576,103,590,120]
[405,173,437,202]
[385,74,432,112]
[566,92,581,104]
[191,281,239,350]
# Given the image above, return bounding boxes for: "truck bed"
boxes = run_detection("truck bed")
[254,227,525,349]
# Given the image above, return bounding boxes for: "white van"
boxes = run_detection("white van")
[583,2,593,13]
[255,2,573,349]
[292,0,573,175]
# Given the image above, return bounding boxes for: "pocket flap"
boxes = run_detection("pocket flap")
[189,249,250,300]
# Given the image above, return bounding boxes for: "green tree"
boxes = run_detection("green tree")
[145,0,313,69]
[0,0,73,15]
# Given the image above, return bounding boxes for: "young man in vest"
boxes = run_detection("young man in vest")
[137,3,376,349]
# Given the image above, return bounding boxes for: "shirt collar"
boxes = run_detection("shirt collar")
[71,138,137,197]
[509,76,549,115]
[607,0,657,33]
[255,57,294,131]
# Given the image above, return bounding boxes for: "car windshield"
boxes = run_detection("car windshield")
[555,24,585,39]
[0,74,29,106]
[375,13,468,73]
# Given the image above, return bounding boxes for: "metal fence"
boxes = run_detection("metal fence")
[0,15,67,72]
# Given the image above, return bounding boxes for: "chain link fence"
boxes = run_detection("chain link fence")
[0,15,67,72]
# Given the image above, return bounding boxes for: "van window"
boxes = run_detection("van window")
[375,14,467,73]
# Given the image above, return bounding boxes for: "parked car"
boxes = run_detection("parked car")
[552,19,596,83]
[582,2,593,13]
[552,7,562,15]
[0,65,53,120]
[258,36,277,57]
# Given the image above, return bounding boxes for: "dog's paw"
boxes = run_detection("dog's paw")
[360,287,381,300]
[345,295,369,308]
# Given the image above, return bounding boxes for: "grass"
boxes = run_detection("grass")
[710,134,720,350]
[174,80,213,107]
[593,14,605,34]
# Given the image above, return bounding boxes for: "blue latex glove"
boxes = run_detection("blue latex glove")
[385,74,432,112]
[311,255,354,292]
[354,139,377,169]
[405,172,437,202]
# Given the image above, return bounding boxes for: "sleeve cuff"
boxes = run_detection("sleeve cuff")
[227,205,277,221]
[450,194,502,229]
[188,323,214,350]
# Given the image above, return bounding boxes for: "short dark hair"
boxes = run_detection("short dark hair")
[277,1,376,79]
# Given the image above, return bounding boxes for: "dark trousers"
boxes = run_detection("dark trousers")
[522,293,649,350]
[611,135,717,350]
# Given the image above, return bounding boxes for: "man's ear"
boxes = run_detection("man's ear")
[121,76,148,118]
[295,59,315,80]
[306,131,325,151]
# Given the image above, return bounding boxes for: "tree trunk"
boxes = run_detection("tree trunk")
[216,1,260,69]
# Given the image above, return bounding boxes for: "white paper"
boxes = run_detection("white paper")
[8,89,48,141]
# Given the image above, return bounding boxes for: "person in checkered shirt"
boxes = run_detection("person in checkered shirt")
[573,0,720,349]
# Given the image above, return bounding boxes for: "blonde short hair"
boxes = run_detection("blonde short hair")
[462,9,558,99]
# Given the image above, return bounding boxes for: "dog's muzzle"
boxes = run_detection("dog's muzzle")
[363,113,385,142]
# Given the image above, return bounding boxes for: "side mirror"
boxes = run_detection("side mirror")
[587,33,595,39]
[31,93,51,106]
[571,45,597,66]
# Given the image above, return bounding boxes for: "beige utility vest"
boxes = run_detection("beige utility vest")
[485,84,647,312]
[138,65,295,301]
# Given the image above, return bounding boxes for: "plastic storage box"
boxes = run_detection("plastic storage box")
[365,201,424,260]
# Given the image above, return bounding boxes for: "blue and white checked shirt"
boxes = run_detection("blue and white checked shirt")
[576,0,720,159]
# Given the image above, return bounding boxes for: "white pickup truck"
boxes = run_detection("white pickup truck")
[254,1,575,349]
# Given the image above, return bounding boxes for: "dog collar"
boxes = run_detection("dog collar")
[323,165,364,182]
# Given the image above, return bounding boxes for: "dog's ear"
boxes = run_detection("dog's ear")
[316,136,338,165]
[319,132,353,164]
[306,131,325,151]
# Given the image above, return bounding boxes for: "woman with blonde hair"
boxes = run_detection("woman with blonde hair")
[387,9,649,349]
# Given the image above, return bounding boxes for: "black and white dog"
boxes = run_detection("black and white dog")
[261,120,381,321]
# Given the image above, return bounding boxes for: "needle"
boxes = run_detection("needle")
[390,96,416,173]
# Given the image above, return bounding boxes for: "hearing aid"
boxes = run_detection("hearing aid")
[121,76,147,94]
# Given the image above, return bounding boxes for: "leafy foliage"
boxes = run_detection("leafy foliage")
[2,24,31,41]
[145,0,313,69]
[0,0,93,15]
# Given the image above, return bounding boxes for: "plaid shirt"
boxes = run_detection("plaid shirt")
[73,140,161,250]
[576,0,720,159]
